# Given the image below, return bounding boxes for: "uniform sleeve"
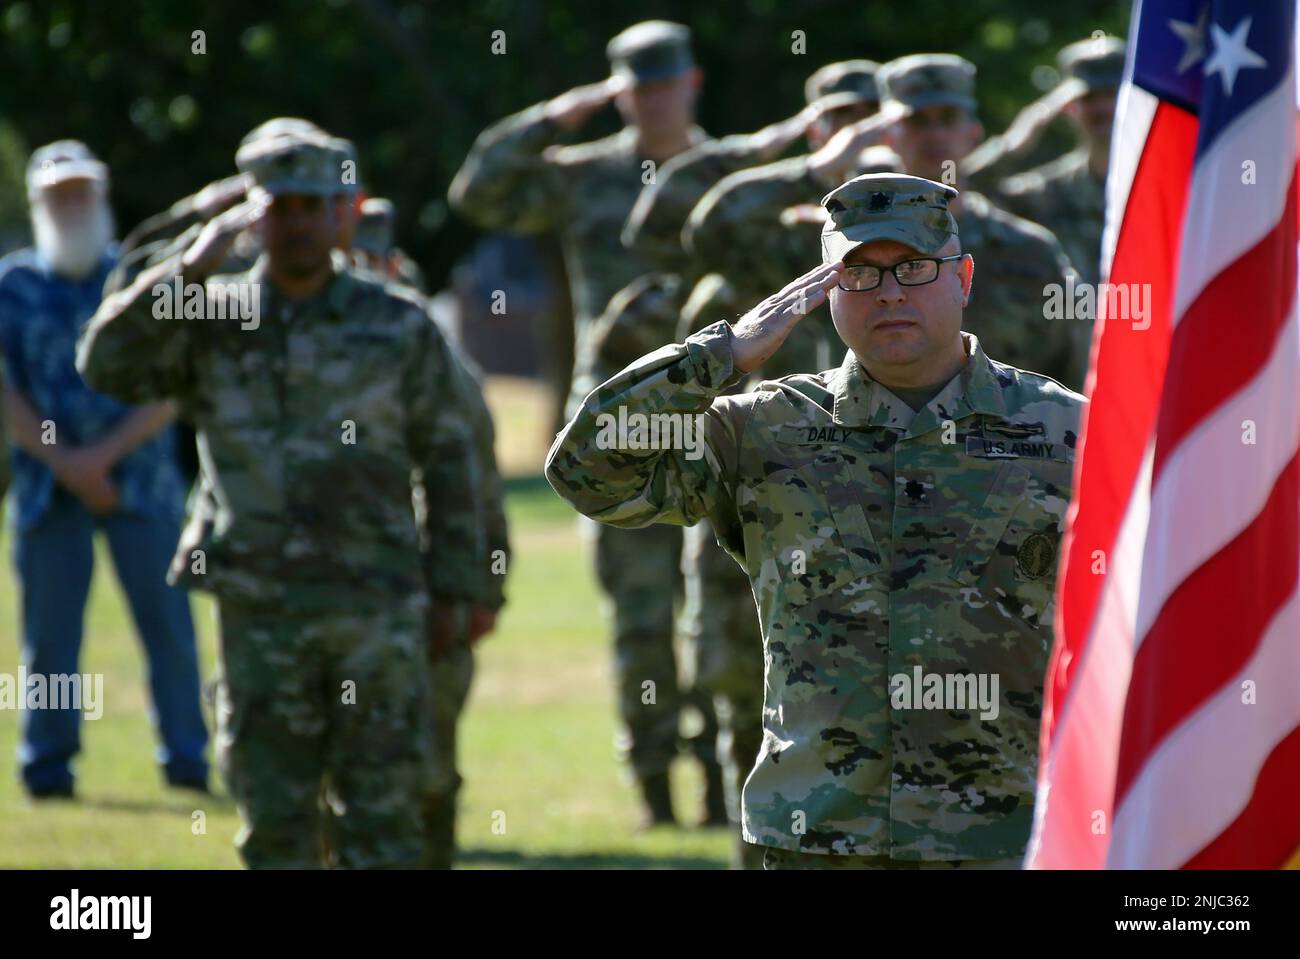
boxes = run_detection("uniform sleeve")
[447,102,570,234]
[545,320,751,532]
[588,273,686,384]
[684,162,811,280]
[76,254,198,406]
[1036,232,1086,390]
[403,307,487,605]
[622,135,771,270]
[961,133,1037,192]
[446,341,511,610]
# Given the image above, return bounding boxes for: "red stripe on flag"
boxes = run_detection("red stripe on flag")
[1044,104,1197,748]
[1184,723,1300,869]
[1152,174,1299,483]
[1113,453,1300,806]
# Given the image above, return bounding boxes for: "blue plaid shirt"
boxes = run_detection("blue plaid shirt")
[0,245,187,530]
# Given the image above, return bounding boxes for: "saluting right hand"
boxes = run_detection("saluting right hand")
[731,261,844,375]
[180,194,270,281]
[544,76,627,132]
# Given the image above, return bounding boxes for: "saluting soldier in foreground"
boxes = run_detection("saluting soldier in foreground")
[547,174,1083,868]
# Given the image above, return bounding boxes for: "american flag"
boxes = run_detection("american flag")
[1027,0,1300,869]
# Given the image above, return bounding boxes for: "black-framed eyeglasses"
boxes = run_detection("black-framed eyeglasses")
[837,254,967,292]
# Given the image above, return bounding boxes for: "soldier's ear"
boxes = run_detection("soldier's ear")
[960,253,974,305]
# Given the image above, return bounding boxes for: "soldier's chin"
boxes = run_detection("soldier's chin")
[274,252,331,277]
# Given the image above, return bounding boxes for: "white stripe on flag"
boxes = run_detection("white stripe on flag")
[1134,311,1300,647]
[1108,587,1300,868]
[1173,73,1298,323]
[1027,449,1151,868]
[1101,85,1158,283]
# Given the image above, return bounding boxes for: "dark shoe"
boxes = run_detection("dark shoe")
[635,771,676,830]
[166,774,210,795]
[26,782,75,800]
[701,762,729,827]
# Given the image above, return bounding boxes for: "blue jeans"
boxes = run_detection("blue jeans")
[12,490,208,791]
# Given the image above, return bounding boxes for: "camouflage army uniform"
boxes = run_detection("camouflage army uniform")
[546,173,1085,866]
[353,196,428,293]
[548,319,1083,863]
[991,41,1125,382]
[423,341,509,870]
[594,127,806,817]
[77,135,490,869]
[669,135,896,871]
[597,66,878,844]
[449,22,709,814]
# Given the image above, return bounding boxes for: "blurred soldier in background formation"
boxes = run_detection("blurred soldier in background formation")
[449,20,721,828]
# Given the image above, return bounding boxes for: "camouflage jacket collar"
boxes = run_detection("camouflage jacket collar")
[829,332,1006,436]
[247,253,356,318]
[620,124,710,162]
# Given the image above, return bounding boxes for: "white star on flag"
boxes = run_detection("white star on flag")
[1168,5,1209,74]
[1203,15,1268,96]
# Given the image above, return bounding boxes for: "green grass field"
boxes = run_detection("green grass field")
[0,379,731,869]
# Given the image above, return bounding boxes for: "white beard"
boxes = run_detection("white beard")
[32,200,115,280]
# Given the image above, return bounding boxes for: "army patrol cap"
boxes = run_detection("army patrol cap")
[1058,36,1126,92]
[353,197,395,255]
[235,131,353,197]
[805,59,880,112]
[238,117,323,150]
[877,54,978,114]
[606,20,694,85]
[820,173,959,263]
[26,140,108,199]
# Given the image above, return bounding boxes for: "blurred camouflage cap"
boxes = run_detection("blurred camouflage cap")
[1058,36,1126,92]
[820,173,958,263]
[239,117,323,149]
[607,20,693,85]
[26,140,108,198]
[805,60,880,111]
[353,197,395,255]
[235,131,352,197]
[877,54,978,113]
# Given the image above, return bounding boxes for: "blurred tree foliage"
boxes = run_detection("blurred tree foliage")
[0,0,1130,285]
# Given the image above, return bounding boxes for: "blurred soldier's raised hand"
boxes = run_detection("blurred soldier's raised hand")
[806,101,908,186]
[544,76,628,132]
[192,174,252,219]
[180,194,270,281]
[746,102,823,161]
[997,78,1084,156]
[731,261,844,374]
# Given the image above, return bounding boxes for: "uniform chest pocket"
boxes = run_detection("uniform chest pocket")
[757,442,882,610]
[949,461,1070,626]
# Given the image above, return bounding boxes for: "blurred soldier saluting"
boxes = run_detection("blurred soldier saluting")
[351,197,427,292]
[79,128,492,868]
[988,37,1126,288]
[808,54,1082,388]
[0,141,207,799]
[450,21,712,828]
